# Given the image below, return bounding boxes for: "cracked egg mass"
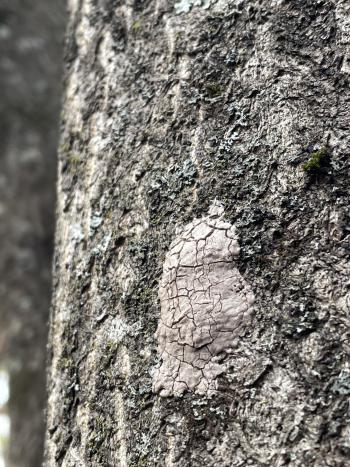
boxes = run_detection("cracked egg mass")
[153,203,255,397]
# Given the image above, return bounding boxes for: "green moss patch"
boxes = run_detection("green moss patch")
[302,147,330,173]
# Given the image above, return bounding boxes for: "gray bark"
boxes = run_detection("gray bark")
[46,0,350,466]
[0,1,65,466]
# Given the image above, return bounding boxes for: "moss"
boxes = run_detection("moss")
[133,457,149,466]
[302,147,329,172]
[104,341,119,355]
[205,82,223,97]
[87,414,115,462]
[59,142,70,155]
[67,153,81,165]
[58,357,73,370]
[64,153,82,174]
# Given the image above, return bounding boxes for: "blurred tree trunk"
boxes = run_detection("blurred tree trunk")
[46,0,350,466]
[0,1,65,466]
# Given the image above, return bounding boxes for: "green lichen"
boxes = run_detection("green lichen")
[302,147,329,172]
[132,20,141,30]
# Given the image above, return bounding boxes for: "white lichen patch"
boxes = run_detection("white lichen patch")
[153,203,255,397]
[175,0,217,14]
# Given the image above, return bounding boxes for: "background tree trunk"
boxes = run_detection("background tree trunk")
[0,1,65,466]
[46,0,350,465]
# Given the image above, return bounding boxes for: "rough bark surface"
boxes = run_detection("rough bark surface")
[0,1,65,466]
[46,0,350,466]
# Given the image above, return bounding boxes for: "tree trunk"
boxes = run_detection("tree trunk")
[46,0,350,465]
[0,1,65,466]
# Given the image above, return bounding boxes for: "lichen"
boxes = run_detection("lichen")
[153,202,255,397]
[175,0,218,15]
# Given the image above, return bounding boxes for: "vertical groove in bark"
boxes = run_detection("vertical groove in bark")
[47,0,350,466]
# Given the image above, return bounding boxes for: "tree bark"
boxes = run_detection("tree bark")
[46,0,350,465]
[0,1,65,466]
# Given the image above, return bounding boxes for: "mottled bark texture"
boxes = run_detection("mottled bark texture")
[0,1,65,466]
[46,0,350,465]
